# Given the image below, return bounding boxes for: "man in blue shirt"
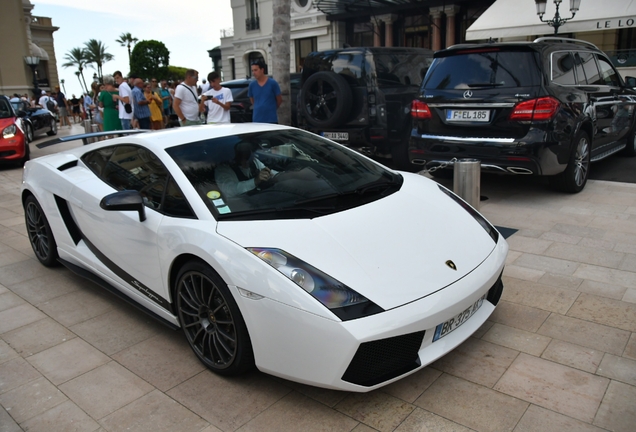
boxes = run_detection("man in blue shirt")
[248,60,282,124]
[131,78,151,129]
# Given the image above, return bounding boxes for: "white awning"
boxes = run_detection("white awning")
[30,42,50,61]
[466,0,636,41]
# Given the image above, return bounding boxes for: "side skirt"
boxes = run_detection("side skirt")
[58,258,179,330]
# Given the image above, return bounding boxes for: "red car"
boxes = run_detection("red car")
[0,95,29,166]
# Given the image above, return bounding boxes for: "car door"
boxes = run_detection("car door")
[70,144,170,307]
[595,54,635,143]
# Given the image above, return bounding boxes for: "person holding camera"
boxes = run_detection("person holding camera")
[201,71,232,124]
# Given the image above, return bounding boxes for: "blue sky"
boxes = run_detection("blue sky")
[33,0,233,97]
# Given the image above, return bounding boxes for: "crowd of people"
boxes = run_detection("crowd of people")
[10,62,283,133]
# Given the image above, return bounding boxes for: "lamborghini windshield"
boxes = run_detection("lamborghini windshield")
[166,129,402,220]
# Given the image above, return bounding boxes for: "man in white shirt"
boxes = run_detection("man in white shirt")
[38,90,56,110]
[201,72,232,123]
[173,69,202,126]
[114,71,134,130]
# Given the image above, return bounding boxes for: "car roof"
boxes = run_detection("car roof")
[443,37,601,55]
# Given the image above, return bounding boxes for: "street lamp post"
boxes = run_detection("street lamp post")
[535,0,581,35]
[60,79,66,94]
[24,56,41,97]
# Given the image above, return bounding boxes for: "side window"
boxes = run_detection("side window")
[596,55,621,87]
[83,145,195,218]
[575,52,602,85]
[163,176,195,218]
[551,51,576,85]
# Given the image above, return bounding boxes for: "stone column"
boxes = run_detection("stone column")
[429,6,444,51]
[444,5,461,48]
[372,19,382,47]
[377,14,397,47]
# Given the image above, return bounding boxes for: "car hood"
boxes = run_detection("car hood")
[216,173,497,310]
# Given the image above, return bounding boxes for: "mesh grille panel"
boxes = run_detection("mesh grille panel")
[342,331,425,387]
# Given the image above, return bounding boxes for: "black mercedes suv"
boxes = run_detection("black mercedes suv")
[297,47,433,170]
[409,37,636,193]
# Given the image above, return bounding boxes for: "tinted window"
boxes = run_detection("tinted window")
[0,99,13,119]
[576,52,602,85]
[166,129,402,221]
[424,50,540,90]
[596,56,621,86]
[82,145,194,217]
[372,53,433,87]
[303,52,369,86]
[551,51,576,85]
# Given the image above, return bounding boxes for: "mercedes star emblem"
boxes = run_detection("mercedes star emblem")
[463,90,473,99]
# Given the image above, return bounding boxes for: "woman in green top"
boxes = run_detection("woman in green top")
[98,75,122,131]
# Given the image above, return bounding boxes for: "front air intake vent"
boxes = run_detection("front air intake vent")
[342,331,425,387]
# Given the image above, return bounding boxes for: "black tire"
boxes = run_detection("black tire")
[623,127,636,156]
[549,130,591,193]
[175,261,254,376]
[300,72,352,129]
[18,139,30,167]
[46,117,57,136]
[25,123,33,143]
[24,195,60,267]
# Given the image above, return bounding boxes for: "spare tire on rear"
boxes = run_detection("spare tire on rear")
[300,72,352,129]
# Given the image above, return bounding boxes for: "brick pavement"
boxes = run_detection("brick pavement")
[0,123,635,431]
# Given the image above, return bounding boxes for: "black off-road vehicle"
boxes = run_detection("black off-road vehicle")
[297,47,434,170]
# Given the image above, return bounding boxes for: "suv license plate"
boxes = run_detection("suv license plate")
[447,110,490,122]
[433,294,486,342]
[323,132,349,141]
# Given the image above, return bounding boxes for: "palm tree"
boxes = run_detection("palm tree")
[62,47,89,94]
[116,32,138,69]
[84,39,114,80]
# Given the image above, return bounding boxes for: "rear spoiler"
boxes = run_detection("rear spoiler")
[36,129,149,149]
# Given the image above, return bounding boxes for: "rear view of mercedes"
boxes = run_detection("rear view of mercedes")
[408,38,636,193]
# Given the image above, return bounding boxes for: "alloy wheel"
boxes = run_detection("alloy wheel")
[177,270,237,370]
[25,201,51,261]
[573,136,590,188]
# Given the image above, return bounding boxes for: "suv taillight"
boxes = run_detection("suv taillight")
[509,97,560,121]
[411,100,431,119]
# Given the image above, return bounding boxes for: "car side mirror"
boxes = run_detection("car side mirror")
[100,190,146,222]
[625,76,636,89]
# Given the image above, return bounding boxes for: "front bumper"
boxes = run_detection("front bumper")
[234,235,508,392]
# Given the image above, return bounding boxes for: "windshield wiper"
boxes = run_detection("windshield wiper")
[467,83,504,88]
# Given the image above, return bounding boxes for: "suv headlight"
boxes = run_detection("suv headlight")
[247,247,384,321]
[2,125,17,139]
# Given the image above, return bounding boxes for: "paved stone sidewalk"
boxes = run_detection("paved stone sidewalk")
[0,124,635,431]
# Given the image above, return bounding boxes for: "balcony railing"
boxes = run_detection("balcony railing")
[246,16,260,31]
[220,28,234,39]
[606,49,636,68]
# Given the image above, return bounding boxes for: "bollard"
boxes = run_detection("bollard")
[83,119,92,134]
[453,159,481,211]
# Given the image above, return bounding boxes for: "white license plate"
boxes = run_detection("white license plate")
[447,110,490,122]
[433,294,486,342]
[323,132,349,141]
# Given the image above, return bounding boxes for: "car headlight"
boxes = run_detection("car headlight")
[247,247,384,321]
[437,184,499,244]
[2,125,17,139]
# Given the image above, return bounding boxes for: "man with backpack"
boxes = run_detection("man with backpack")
[39,90,58,113]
